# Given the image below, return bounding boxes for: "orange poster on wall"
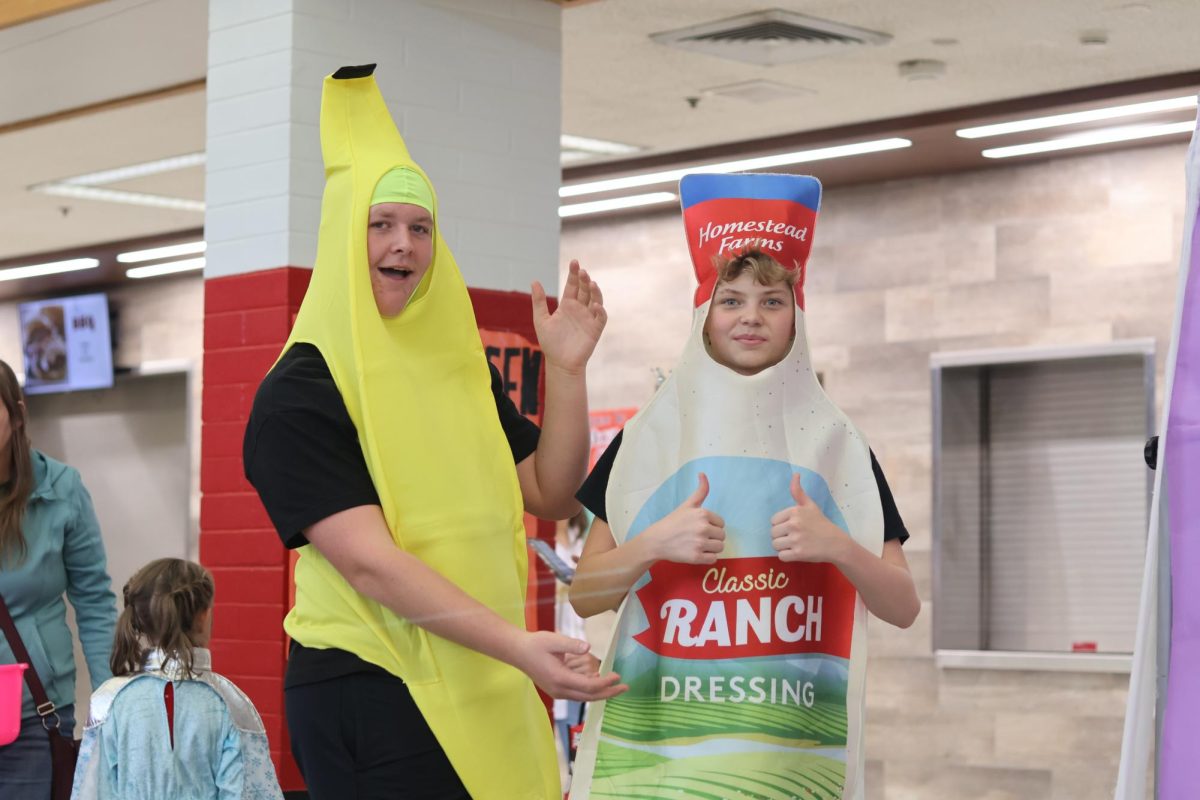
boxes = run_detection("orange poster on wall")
[589,407,638,468]
[480,329,544,425]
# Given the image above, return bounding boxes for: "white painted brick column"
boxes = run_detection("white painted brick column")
[205,0,563,291]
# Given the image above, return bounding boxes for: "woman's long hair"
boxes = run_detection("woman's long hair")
[0,360,34,566]
[110,559,215,678]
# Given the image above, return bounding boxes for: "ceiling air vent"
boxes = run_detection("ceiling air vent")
[651,8,892,66]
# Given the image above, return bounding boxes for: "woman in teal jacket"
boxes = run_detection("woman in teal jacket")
[0,359,116,800]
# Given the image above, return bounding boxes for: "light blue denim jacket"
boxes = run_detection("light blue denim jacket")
[0,450,116,720]
[71,648,283,800]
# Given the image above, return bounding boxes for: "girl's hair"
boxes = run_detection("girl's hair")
[111,558,215,678]
[0,359,34,566]
[714,248,799,288]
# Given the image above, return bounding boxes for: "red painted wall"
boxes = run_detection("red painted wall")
[199,269,557,790]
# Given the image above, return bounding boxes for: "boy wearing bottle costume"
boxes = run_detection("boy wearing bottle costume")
[569,174,919,799]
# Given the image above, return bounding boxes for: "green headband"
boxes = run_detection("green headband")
[370,167,435,215]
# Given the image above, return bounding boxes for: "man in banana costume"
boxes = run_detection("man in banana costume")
[244,65,623,799]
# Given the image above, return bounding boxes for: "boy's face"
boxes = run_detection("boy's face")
[367,202,434,318]
[703,271,795,375]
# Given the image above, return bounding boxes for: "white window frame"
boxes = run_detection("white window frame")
[930,340,1155,673]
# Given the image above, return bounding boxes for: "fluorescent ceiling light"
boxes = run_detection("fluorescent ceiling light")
[125,257,206,279]
[0,257,99,283]
[117,241,206,263]
[561,151,598,166]
[560,138,912,198]
[65,152,206,186]
[958,96,1198,139]
[560,134,641,156]
[559,192,677,218]
[33,184,205,212]
[981,120,1195,159]
[29,151,206,213]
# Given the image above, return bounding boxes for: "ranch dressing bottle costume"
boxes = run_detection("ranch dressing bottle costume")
[281,66,558,798]
[572,173,882,800]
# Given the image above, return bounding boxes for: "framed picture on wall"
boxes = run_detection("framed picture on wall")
[18,292,114,394]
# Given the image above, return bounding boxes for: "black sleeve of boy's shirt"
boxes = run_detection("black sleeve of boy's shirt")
[870,453,910,545]
[244,343,540,549]
[575,429,909,545]
[575,430,623,525]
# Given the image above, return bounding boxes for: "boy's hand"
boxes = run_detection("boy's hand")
[563,651,602,675]
[515,631,627,701]
[647,473,726,565]
[770,474,849,564]
[532,260,607,376]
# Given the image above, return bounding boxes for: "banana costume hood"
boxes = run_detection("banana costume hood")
[280,65,557,799]
[572,173,882,800]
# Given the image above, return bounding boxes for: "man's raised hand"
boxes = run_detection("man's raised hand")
[531,260,607,375]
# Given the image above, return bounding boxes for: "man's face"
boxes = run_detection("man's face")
[367,202,435,318]
[703,272,795,375]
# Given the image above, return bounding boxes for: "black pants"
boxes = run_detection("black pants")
[285,672,471,800]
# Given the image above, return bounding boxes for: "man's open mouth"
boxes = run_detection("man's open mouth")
[379,266,414,279]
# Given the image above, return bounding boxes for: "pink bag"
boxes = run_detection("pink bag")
[0,662,28,745]
[0,595,79,799]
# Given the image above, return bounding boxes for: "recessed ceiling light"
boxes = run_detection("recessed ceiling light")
[559,192,677,218]
[560,138,912,198]
[29,152,206,212]
[125,257,206,279]
[65,153,205,186]
[117,241,206,263]
[957,96,1198,139]
[560,134,641,156]
[981,120,1194,159]
[0,257,99,283]
[32,184,204,212]
[561,151,598,166]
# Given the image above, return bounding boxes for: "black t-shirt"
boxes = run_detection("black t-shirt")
[243,342,541,687]
[577,430,910,545]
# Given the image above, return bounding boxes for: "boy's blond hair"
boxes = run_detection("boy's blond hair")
[714,248,798,288]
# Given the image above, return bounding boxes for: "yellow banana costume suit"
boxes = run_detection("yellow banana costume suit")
[280,64,559,799]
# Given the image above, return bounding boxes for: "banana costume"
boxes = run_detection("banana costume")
[572,174,882,799]
[280,65,558,799]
